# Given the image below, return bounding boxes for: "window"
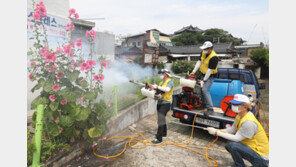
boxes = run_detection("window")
[137,42,141,47]
[132,42,136,46]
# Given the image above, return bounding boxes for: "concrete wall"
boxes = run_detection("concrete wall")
[27,0,69,18]
[108,87,181,135]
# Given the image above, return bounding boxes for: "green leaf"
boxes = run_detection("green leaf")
[44,82,53,92]
[67,70,80,82]
[31,78,45,93]
[88,126,103,138]
[49,102,59,111]
[75,107,91,121]
[47,122,61,137]
[83,92,96,101]
[81,80,88,89]
[44,107,54,118]
[31,96,49,110]
[60,116,73,127]
[27,50,34,55]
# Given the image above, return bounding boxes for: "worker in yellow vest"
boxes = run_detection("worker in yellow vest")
[150,69,174,144]
[206,94,269,167]
[190,41,219,116]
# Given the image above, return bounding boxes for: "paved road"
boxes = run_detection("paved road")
[67,111,253,167]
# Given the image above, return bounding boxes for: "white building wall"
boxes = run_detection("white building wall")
[27,0,70,18]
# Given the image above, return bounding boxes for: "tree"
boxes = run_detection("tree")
[171,28,244,46]
[250,48,269,68]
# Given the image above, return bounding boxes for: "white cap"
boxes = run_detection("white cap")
[200,41,213,50]
[158,69,172,77]
[229,94,250,104]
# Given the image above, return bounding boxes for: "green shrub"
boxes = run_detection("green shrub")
[171,60,196,74]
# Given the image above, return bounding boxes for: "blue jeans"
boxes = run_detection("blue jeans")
[201,77,215,110]
[225,142,269,167]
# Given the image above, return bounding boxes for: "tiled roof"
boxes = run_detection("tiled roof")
[163,43,234,54]
[174,25,203,34]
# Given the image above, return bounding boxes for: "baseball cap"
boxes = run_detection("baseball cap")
[229,94,250,104]
[200,41,213,50]
[158,69,172,77]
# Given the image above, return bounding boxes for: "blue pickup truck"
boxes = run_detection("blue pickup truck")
[171,68,266,129]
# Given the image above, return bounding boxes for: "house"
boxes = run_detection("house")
[234,43,267,78]
[171,25,204,37]
[164,42,237,62]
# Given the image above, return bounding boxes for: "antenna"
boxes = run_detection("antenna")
[262,27,267,46]
[247,24,257,44]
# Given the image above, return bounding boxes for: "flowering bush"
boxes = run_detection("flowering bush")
[28,1,114,146]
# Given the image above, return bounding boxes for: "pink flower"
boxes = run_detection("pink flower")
[86,29,96,40]
[74,13,79,19]
[100,61,106,68]
[52,84,60,92]
[99,74,104,81]
[69,40,75,48]
[60,99,68,105]
[93,75,99,81]
[108,104,111,107]
[107,124,111,128]
[63,45,71,54]
[49,95,55,102]
[76,39,82,47]
[66,23,74,31]
[69,8,76,16]
[69,52,74,57]
[87,60,96,66]
[29,74,33,79]
[113,120,115,124]
[57,72,63,78]
[85,30,90,37]
[91,143,98,148]
[80,62,90,71]
[102,137,107,140]
[55,47,62,53]
[44,52,56,63]
[33,12,41,21]
[47,65,57,72]
[30,62,36,66]
[40,47,48,55]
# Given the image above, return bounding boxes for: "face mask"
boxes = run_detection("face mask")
[160,75,164,79]
[203,50,208,54]
[231,105,240,113]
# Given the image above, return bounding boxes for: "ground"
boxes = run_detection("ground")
[66,112,253,167]
[59,79,269,167]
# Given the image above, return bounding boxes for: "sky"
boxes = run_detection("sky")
[69,0,269,44]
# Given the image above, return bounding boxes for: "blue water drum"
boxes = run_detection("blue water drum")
[209,79,244,107]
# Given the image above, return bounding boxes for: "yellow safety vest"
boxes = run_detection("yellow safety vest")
[235,112,269,156]
[200,50,218,74]
[159,78,174,102]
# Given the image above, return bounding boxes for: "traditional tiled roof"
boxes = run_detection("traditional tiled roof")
[174,25,203,34]
[163,42,234,54]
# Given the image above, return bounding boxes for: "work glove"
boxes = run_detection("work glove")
[206,127,218,136]
[151,84,158,90]
[199,80,204,88]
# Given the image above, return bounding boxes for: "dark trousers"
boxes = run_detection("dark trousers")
[225,142,269,167]
[156,103,171,141]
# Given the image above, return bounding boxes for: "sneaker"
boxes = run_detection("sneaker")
[204,108,214,117]
[151,139,162,144]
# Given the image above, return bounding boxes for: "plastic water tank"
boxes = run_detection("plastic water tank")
[209,79,244,107]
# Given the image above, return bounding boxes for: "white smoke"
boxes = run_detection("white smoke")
[102,59,155,88]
